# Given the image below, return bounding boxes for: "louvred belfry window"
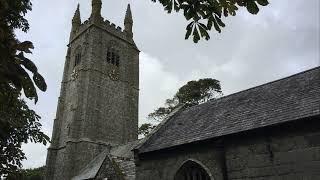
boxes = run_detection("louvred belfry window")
[106,48,120,67]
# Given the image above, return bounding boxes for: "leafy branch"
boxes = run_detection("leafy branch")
[0,0,49,176]
[151,0,269,42]
[0,0,47,103]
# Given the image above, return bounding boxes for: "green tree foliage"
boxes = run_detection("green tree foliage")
[0,84,49,176]
[7,166,45,180]
[149,78,222,122]
[138,123,157,137]
[0,0,47,103]
[0,0,49,177]
[151,0,269,42]
[176,78,222,105]
[139,78,222,136]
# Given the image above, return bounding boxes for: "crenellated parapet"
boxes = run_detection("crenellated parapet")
[69,19,133,46]
[69,1,134,45]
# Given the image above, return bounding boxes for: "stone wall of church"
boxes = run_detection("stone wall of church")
[225,117,320,180]
[70,26,139,146]
[47,142,110,180]
[135,143,225,180]
[136,117,320,180]
[47,23,139,179]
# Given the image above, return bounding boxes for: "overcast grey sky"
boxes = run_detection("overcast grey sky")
[17,0,319,168]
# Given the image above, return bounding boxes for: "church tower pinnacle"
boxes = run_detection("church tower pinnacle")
[70,4,81,41]
[90,0,103,23]
[45,1,139,179]
[72,4,81,25]
[124,4,133,39]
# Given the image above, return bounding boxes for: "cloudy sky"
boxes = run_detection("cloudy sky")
[17,0,319,168]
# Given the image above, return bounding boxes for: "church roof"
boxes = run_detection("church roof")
[72,141,140,180]
[136,67,320,154]
[71,149,109,180]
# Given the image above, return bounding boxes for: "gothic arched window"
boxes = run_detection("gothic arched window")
[174,160,211,180]
[106,48,120,67]
[74,46,82,67]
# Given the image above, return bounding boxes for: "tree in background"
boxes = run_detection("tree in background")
[138,123,157,137]
[139,78,222,136]
[0,0,49,176]
[0,84,49,176]
[6,166,45,180]
[151,0,269,42]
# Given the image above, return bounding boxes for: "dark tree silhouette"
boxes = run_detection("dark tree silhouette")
[0,0,49,176]
[152,0,269,42]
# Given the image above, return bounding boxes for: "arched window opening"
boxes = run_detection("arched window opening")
[174,161,211,180]
[75,53,81,67]
[106,48,120,67]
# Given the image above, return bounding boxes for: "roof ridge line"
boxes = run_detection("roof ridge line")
[134,105,186,151]
[204,66,320,105]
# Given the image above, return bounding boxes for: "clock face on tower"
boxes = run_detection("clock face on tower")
[71,69,78,80]
[108,68,119,81]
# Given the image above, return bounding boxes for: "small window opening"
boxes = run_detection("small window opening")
[75,53,81,67]
[106,48,120,67]
[74,46,82,67]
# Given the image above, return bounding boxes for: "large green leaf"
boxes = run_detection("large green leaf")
[193,26,200,43]
[215,15,225,27]
[185,21,194,39]
[15,41,34,54]
[198,22,210,40]
[17,52,37,73]
[207,17,213,30]
[33,72,47,92]
[212,17,221,33]
[16,66,38,103]
[247,1,259,14]
[257,0,269,6]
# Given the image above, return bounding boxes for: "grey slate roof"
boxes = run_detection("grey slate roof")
[137,67,320,153]
[111,140,141,159]
[72,141,140,180]
[72,149,109,180]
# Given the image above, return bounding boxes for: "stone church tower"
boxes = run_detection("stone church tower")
[45,1,139,179]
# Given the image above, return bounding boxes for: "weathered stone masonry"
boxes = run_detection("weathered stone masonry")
[225,118,320,180]
[45,1,139,179]
[135,117,320,180]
